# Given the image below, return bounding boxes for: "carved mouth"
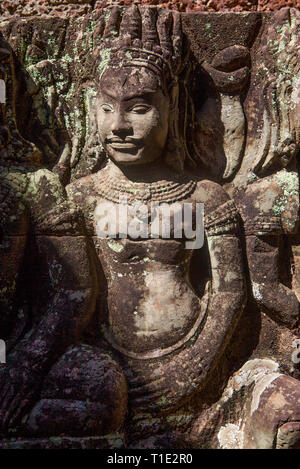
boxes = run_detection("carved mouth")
[109,142,139,150]
[106,139,144,153]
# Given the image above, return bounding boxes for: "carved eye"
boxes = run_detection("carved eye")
[101,104,114,113]
[129,105,151,114]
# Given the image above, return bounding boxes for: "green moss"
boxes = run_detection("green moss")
[272,171,298,216]
[62,53,73,64]
[247,172,259,183]
[108,240,124,253]
[97,48,111,79]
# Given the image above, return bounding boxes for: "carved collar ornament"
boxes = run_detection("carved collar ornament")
[95,165,197,204]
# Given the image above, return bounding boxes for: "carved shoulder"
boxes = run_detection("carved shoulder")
[192,179,230,214]
[192,180,240,237]
[234,169,299,234]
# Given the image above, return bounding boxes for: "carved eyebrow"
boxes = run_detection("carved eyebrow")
[99,88,158,102]
[123,91,157,102]
[98,90,117,102]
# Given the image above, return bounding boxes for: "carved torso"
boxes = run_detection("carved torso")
[67,169,213,356]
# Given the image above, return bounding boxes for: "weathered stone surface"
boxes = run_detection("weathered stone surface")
[0,4,299,450]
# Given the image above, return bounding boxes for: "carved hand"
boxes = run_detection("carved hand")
[202,45,250,93]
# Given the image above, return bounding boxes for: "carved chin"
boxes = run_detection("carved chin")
[108,150,144,164]
[106,146,161,165]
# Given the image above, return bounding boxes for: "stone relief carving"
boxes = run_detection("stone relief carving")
[0,5,299,449]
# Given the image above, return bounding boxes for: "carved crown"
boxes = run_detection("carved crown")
[93,5,185,86]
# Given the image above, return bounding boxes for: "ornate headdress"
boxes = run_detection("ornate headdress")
[94,6,183,86]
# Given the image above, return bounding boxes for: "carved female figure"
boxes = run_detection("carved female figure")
[64,6,246,442]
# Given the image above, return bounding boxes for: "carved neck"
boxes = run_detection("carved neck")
[105,158,179,184]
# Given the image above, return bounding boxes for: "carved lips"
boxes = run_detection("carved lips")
[105,137,143,152]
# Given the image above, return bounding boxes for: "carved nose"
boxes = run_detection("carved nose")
[111,112,131,136]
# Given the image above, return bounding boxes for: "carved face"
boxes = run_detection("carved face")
[96,66,170,165]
